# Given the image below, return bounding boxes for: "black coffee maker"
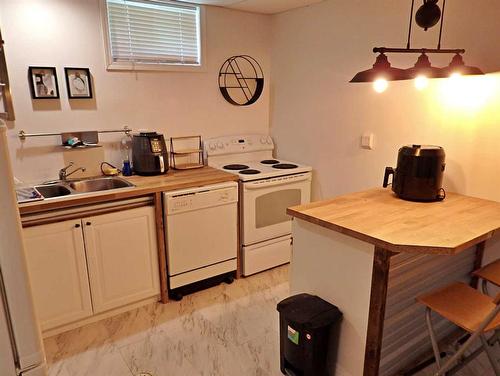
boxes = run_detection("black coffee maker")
[132,132,168,176]
[383,145,446,202]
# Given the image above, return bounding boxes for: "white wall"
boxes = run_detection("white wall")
[3,0,500,262]
[271,0,500,201]
[270,1,500,261]
[0,0,271,182]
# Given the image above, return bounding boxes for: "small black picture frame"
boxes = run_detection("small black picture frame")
[64,67,93,99]
[28,66,59,99]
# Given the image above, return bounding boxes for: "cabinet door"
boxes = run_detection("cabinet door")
[23,220,93,331]
[83,206,160,313]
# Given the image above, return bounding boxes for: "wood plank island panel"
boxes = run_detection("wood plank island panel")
[379,250,478,376]
[288,188,500,255]
[19,166,238,215]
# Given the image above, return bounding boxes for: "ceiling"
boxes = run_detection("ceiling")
[177,0,324,14]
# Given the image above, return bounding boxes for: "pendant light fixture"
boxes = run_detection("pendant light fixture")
[350,53,406,83]
[442,53,485,77]
[405,52,444,90]
[405,53,444,80]
[350,0,484,88]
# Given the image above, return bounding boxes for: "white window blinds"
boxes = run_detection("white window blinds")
[106,0,201,66]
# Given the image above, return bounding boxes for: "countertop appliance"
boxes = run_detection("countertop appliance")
[164,182,238,300]
[383,144,446,202]
[206,135,312,276]
[0,123,46,375]
[132,132,168,176]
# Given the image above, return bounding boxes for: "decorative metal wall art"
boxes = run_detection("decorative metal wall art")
[218,55,264,106]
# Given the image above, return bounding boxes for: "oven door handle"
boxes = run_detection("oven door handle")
[244,175,311,190]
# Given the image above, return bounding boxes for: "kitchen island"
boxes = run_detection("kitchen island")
[287,188,500,376]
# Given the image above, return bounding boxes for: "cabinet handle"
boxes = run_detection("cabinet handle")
[86,222,92,226]
[75,224,81,228]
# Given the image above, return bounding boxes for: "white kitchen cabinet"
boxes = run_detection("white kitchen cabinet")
[23,220,93,331]
[83,206,160,313]
[22,205,160,332]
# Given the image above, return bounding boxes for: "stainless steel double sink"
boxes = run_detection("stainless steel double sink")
[35,177,135,199]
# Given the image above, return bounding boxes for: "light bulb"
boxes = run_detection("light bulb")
[448,72,463,88]
[373,78,388,93]
[414,75,429,90]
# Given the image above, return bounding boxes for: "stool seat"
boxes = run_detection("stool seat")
[473,259,500,287]
[417,282,500,333]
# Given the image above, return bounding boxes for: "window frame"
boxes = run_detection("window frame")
[99,0,206,72]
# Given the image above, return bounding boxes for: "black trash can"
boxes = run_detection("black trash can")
[277,293,342,376]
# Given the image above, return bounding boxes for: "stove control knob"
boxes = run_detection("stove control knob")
[266,137,273,145]
[209,143,216,151]
[217,142,224,149]
[260,137,267,144]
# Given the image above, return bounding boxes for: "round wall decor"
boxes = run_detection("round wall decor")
[218,55,264,106]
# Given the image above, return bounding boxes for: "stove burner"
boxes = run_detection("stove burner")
[272,163,298,169]
[223,164,249,171]
[240,169,261,175]
[261,159,280,165]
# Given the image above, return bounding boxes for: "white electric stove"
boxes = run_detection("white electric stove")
[206,135,312,276]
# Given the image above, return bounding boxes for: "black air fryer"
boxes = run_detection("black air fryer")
[132,132,168,176]
[383,145,446,202]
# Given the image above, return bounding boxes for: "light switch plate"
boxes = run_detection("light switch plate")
[361,133,374,150]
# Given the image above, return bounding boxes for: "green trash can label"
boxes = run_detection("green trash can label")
[287,326,299,345]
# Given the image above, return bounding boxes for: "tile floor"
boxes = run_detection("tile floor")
[44,266,288,376]
[415,346,497,376]
[43,265,495,376]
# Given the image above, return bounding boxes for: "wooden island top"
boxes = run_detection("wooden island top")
[287,187,500,255]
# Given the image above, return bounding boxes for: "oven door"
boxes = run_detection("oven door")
[242,173,311,246]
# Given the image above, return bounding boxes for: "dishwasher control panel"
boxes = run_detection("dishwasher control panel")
[164,183,238,215]
[171,196,194,212]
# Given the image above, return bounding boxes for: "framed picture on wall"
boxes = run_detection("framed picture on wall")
[28,66,59,99]
[64,67,93,99]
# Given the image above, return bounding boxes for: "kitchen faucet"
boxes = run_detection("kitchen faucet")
[59,162,86,181]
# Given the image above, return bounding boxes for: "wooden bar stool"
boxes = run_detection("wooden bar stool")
[473,258,500,296]
[417,282,500,376]
[473,258,500,346]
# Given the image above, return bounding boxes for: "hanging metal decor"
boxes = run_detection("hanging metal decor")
[218,55,264,106]
[350,0,484,86]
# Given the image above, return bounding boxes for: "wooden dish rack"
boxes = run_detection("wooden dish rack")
[169,136,204,170]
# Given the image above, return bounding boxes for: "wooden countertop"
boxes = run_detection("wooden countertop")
[19,166,238,215]
[287,188,500,255]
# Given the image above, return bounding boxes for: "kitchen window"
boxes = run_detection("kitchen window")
[101,0,203,71]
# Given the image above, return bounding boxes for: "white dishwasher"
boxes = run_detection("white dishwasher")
[164,182,238,299]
